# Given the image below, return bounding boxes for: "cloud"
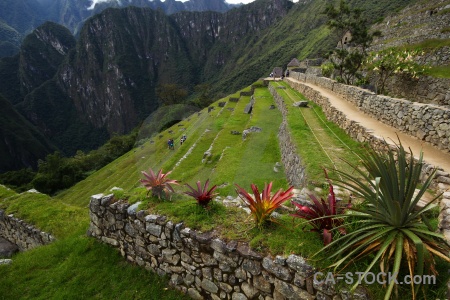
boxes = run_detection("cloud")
[87,0,122,10]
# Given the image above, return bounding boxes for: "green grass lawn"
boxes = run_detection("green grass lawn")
[0,186,189,300]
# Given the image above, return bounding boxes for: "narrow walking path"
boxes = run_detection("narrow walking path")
[286,77,450,175]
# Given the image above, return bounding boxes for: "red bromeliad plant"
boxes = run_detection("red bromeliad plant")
[140,168,179,199]
[184,179,218,208]
[291,179,351,245]
[235,182,294,227]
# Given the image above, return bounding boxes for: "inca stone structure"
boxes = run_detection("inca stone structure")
[287,71,450,188]
[269,85,306,187]
[284,71,450,245]
[88,72,450,299]
[88,194,371,300]
[0,210,55,251]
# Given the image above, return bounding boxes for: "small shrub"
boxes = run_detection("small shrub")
[235,182,294,228]
[321,62,334,78]
[184,179,218,208]
[140,168,179,199]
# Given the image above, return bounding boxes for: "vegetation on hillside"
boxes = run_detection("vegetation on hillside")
[1,82,448,299]
[0,131,137,194]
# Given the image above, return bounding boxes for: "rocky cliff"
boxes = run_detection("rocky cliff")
[59,0,292,136]
[0,0,239,58]
[0,0,417,171]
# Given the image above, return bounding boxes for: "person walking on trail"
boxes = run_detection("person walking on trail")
[168,139,174,150]
[180,134,187,145]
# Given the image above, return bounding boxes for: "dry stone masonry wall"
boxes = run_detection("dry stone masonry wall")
[439,192,450,243]
[289,72,450,154]
[382,75,450,106]
[369,0,450,51]
[0,210,55,251]
[286,72,450,243]
[268,85,307,187]
[88,194,370,300]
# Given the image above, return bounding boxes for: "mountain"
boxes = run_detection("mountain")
[0,0,292,159]
[0,0,418,171]
[0,0,239,58]
[0,20,21,57]
[0,94,56,172]
[19,22,76,95]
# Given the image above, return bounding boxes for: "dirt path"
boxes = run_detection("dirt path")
[286,77,450,174]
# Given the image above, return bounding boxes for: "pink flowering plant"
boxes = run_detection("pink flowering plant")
[184,179,218,208]
[140,168,179,199]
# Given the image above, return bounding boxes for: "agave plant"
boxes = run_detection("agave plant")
[291,177,351,245]
[184,179,218,208]
[320,141,450,300]
[235,182,294,227]
[140,168,179,199]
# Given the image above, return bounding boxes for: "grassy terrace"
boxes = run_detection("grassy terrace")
[270,81,365,187]
[1,82,448,299]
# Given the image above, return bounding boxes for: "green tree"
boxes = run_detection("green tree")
[193,84,212,108]
[364,48,427,94]
[324,0,380,84]
[156,84,188,106]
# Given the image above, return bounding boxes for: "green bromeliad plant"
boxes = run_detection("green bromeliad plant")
[235,182,294,228]
[140,168,179,199]
[320,141,450,300]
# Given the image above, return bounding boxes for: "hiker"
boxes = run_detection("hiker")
[180,134,187,145]
[168,138,174,150]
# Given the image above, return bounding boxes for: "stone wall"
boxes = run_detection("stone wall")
[382,75,450,107]
[268,85,306,187]
[285,73,450,245]
[287,72,450,188]
[439,191,450,243]
[0,210,55,251]
[88,194,369,300]
[289,72,450,154]
[369,0,450,52]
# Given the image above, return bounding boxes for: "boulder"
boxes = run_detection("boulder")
[0,237,19,258]
[293,101,308,107]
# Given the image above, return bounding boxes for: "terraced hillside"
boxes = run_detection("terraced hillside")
[3,80,450,299]
[54,81,365,208]
[0,81,372,298]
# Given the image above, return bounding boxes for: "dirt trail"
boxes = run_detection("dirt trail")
[286,77,450,174]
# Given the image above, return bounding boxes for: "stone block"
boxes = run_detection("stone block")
[146,223,162,236]
[242,282,259,299]
[286,255,314,277]
[262,257,292,281]
[232,292,248,300]
[202,278,218,293]
[274,279,314,300]
[187,288,203,300]
[242,258,262,276]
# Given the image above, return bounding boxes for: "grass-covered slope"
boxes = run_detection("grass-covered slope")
[1,81,449,299]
